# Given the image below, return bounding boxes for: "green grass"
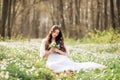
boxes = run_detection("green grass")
[0,39,120,80]
[79,28,120,43]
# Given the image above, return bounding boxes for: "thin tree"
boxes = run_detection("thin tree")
[74,0,81,39]
[91,0,95,30]
[7,0,12,39]
[74,0,80,25]
[0,0,9,38]
[104,0,108,29]
[116,0,120,27]
[110,0,116,29]
[96,0,101,30]
[58,0,65,32]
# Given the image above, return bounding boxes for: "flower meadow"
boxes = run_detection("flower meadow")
[0,39,120,80]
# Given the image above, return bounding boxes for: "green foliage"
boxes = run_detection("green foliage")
[0,35,26,41]
[37,68,56,80]
[0,46,7,60]
[80,28,120,43]
[5,62,56,80]
[61,75,71,80]
[65,37,79,45]
[6,62,35,80]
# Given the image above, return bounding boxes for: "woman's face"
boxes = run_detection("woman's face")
[52,29,60,38]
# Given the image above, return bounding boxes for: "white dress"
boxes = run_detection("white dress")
[40,39,106,73]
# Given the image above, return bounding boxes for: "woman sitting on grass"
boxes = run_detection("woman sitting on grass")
[40,25,106,73]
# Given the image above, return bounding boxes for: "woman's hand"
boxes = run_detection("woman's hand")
[54,48,66,55]
[43,48,54,58]
[49,47,55,53]
[54,48,58,52]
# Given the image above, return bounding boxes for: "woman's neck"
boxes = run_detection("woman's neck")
[52,38,55,42]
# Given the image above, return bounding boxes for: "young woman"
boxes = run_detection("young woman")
[40,25,105,73]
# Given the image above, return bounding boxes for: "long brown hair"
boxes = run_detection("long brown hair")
[45,25,66,52]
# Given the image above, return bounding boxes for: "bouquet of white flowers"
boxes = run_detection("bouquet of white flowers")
[49,42,60,49]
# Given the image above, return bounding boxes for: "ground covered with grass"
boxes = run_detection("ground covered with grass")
[0,39,120,80]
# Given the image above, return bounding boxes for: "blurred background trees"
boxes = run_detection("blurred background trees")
[0,0,120,39]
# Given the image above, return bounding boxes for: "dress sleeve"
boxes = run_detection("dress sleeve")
[40,39,46,58]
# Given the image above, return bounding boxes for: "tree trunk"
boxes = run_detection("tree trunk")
[91,0,95,30]
[110,0,116,29]
[33,0,40,38]
[59,0,65,32]
[11,0,16,36]
[85,0,88,28]
[69,0,73,25]
[27,0,33,40]
[7,0,12,39]
[0,0,9,38]
[20,0,25,35]
[52,0,65,32]
[100,0,103,31]
[74,0,80,25]
[34,12,40,38]
[51,0,56,25]
[0,0,2,26]
[74,0,81,39]
[116,0,120,27]
[104,0,108,29]
[67,0,73,37]
[96,0,101,30]
[21,0,30,38]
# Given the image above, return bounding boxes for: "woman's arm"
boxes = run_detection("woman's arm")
[40,39,54,58]
[42,48,53,58]
[54,48,66,55]
[54,44,69,56]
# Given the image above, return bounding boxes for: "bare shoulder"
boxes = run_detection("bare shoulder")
[42,38,47,43]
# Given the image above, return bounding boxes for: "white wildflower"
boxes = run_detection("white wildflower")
[5,71,9,79]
